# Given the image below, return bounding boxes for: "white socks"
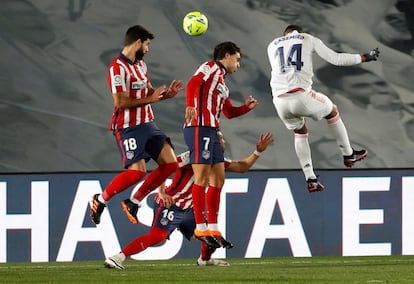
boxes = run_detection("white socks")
[196,223,208,231]
[327,114,353,156]
[294,133,316,180]
[208,224,219,231]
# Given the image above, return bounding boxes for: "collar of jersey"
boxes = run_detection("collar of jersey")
[119,52,136,65]
[215,60,228,76]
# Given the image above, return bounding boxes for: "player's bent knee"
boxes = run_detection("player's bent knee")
[150,228,169,244]
[325,106,338,120]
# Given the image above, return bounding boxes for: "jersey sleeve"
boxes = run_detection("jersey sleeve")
[186,72,204,107]
[311,35,362,66]
[186,62,211,107]
[222,98,251,118]
[108,62,127,94]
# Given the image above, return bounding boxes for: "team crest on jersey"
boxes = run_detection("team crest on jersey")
[160,217,169,226]
[202,150,210,160]
[113,75,122,86]
[217,83,229,99]
[126,151,134,160]
[132,80,147,90]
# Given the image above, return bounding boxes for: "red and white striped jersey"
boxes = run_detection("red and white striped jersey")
[184,60,229,128]
[154,151,232,210]
[107,54,154,130]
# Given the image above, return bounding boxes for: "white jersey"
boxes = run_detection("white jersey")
[267,31,362,97]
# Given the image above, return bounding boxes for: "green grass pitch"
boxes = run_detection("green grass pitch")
[1,255,414,283]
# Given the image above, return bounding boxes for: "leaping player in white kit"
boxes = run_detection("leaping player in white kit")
[267,24,380,192]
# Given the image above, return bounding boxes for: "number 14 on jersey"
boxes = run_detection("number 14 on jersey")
[275,44,304,73]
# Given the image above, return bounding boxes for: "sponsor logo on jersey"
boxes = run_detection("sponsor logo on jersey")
[217,83,229,99]
[131,80,147,90]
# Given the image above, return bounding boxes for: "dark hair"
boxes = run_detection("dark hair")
[124,25,154,46]
[284,24,303,35]
[213,42,241,60]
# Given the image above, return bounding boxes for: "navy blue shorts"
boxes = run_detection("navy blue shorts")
[152,202,196,241]
[183,126,224,164]
[113,121,173,168]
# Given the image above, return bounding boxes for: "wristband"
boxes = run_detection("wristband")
[253,150,261,157]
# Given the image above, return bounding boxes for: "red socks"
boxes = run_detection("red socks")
[102,169,146,202]
[122,227,168,257]
[192,184,207,224]
[200,242,217,260]
[192,184,222,225]
[206,185,221,224]
[132,162,178,201]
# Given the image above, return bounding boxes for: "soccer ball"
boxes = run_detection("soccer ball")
[182,11,208,36]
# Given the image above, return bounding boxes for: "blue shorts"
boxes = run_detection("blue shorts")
[152,202,196,241]
[114,121,173,168]
[183,126,224,164]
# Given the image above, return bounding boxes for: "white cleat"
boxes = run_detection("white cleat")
[197,257,230,267]
[104,255,125,270]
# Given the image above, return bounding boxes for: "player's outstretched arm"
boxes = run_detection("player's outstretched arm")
[222,95,258,119]
[226,132,274,173]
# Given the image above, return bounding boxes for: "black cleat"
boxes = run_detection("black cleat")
[344,149,368,168]
[307,178,325,193]
[121,198,139,224]
[194,229,221,249]
[214,235,234,249]
[90,194,106,224]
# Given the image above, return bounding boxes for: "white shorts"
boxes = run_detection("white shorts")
[272,89,333,130]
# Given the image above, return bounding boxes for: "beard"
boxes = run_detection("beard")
[135,49,144,60]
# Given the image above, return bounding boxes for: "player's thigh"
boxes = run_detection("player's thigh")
[144,122,174,162]
[152,203,183,235]
[114,126,150,168]
[184,126,223,164]
[302,90,333,121]
[155,141,176,165]
[177,208,197,241]
[273,97,304,131]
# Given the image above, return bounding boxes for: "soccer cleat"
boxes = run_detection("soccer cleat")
[194,229,221,249]
[104,255,125,270]
[307,178,325,193]
[197,257,230,267]
[209,230,234,249]
[90,194,106,224]
[344,149,368,168]
[121,198,139,224]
